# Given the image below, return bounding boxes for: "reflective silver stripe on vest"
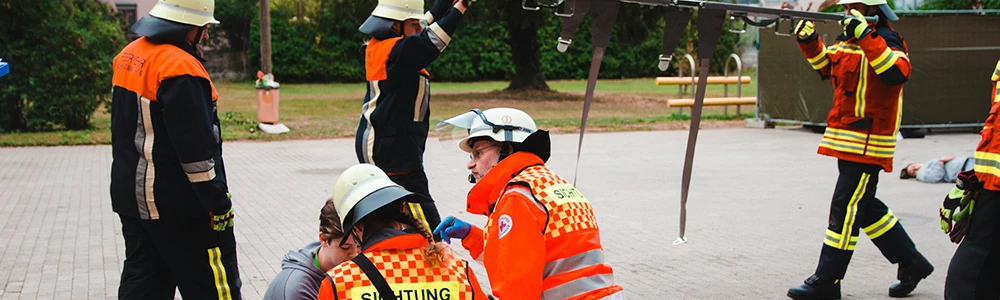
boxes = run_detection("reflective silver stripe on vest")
[182,158,216,183]
[542,273,614,300]
[543,249,606,278]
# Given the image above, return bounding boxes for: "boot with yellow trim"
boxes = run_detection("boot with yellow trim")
[888,253,933,297]
[787,274,841,300]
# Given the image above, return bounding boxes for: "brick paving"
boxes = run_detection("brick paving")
[0,127,981,299]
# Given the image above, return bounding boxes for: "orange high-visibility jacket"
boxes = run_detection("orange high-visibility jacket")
[797,23,911,172]
[316,232,487,300]
[461,152,623,299]
[973,58,1000,191]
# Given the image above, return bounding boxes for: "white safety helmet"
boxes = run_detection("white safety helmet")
[437,108,551,161]
[331,164,431,244]
[837,0,898,21]
[148,0,220,27]
[132,0,219,43]
[359,0,425,39]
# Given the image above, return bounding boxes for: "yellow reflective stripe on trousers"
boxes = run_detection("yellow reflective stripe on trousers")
[542,273,614,300]
[862,210,898,240]
[820,138,895,158]
[837,173,869,250]
[824,229,858,250]
[855,55,868,117]
[208,247,233,300]
[975,151,1000,177]
[408,202,430,228]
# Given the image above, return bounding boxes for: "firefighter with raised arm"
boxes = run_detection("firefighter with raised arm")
[355,0,469,232]
[786,1,934,299]
[940,58,1000,300]
[433,108,624,299]
[110,0,239,298]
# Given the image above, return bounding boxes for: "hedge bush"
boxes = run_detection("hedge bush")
[0,0,126,132]
[249,1,742,83]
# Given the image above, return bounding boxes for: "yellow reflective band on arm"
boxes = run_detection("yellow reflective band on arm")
[871,48,899,74]
[992,59,1000,81]
[808,50,830,70]
[862,210,898,240]
[543,183,591,206]
[351,281,460,300]
[975,151,1000,177]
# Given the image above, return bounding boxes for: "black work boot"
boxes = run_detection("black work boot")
[788,275,842,300]
[889,253,934,297]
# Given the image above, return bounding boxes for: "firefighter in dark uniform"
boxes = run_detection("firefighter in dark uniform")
[110,0,239,299]
[786,1,934,299]
[354,0,468,232]
[941,58,1000,300]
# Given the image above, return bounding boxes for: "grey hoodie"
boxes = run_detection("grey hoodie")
[263,241,327,300]
[916,156,974,183]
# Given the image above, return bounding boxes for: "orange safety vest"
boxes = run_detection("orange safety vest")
[463,151,622,300]
[112,37,219,102]
[506,164,623,300]
[317,233,484,300]
[974,58,1000,191]
[798,28,910,172]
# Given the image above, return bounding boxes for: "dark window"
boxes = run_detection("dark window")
[116,2,138,26]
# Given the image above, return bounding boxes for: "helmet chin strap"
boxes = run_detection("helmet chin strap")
[192,26,205,46]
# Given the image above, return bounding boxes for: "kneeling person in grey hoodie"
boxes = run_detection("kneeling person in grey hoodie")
[264,198,360,300]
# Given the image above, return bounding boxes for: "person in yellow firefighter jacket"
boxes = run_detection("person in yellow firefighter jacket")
[316,164,488,300]
[942,58,1000,300]
[786,1,934,299]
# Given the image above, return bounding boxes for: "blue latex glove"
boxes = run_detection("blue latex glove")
[433,216,471,244]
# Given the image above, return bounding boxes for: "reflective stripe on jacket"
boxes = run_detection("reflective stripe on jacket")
[798,24,911,172]
[463,152,624,299]
[110,37,230,220]
[974,58,1000,191]
[355,8,464,173]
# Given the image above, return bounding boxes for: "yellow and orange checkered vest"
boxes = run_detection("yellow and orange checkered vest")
[503,165,621,299]
[319,235,477,300]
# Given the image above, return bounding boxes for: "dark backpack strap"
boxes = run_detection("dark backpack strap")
[353,254,396,300]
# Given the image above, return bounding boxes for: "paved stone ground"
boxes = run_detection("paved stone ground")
[0,127,982,299]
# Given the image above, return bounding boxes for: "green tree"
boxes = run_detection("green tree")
[0,0,126,132]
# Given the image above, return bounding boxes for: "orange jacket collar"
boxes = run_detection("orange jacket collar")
[466,152,544,215]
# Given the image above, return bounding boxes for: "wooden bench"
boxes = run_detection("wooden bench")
[666,97,757,107]
[655,76,753,86]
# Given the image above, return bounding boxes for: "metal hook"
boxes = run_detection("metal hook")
[773,16,794,36]
[522,0,540,11]
[728,14,747,34]
[555,0,575,17]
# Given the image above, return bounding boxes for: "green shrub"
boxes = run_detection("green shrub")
[0,0,126,132]
[249,1,741,83]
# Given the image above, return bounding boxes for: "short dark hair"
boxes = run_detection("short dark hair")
[900,164,915,180]
[319,198,346,243]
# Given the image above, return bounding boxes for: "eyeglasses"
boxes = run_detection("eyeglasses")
[470,143,500,160]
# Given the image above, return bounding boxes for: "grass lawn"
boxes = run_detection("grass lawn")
[0,75,757,146]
